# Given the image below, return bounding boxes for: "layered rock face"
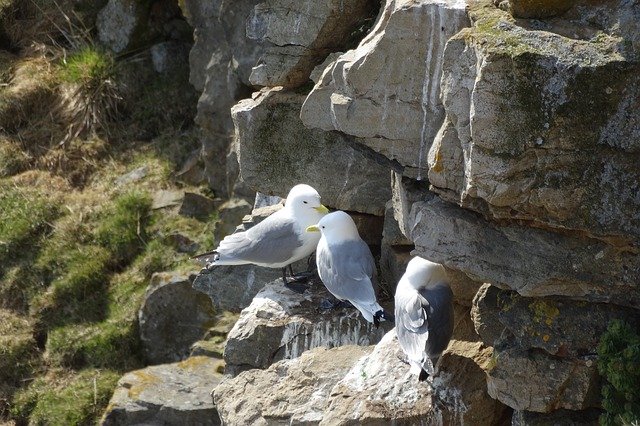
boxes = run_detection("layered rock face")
[128,0,640,423]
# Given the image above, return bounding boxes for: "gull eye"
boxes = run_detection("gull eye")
[303,201,308,204]
[321,226,325,229]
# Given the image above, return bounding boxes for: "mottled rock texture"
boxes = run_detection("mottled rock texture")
[101,356,222,425]
[138,273,216,364]
[214,345,370,425]
[223,279,391,375]
[233,87,391,215]
[301,0,470,175]
[247,0,379,88]
[428,1,640,248]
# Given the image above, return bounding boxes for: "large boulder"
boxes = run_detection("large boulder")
[301,0,470,176]
[247,0,379,88]
[223,279,391,375]
[138,273,216,364]
[428,1,640,247]
[322,330,509,425]
[101,356,223,425]
[233,87,391,216]
[213,345,371,425]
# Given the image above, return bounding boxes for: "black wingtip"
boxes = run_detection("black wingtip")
[418,368,429,382]
[190,250,218,260]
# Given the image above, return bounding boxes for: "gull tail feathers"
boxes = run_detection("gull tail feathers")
[191,250,219,262]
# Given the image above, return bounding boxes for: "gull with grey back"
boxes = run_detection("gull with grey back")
[193,184,328,291]
[395,256,454,381]
[307,210,393,326]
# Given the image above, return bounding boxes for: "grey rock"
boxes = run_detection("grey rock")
[321,330,508,425]
[178,192,221,219]
[348,212,384,248]
[224,279,391,375]
[213,345,371,425]
[472,284,640,358]
[138,273,216,364]
[116,165,148,186]
[151,189,184,210]
[486,347,600,413]
[252,192,283,210]
[429,2,640,246]
[512,408,601,425]
[391,171,429,239]
[150,41,191,74]
[212,198,253,244]
[176,148,206,186]
[233,87,391,215]
[101,356,222,425]
[446,267,484,307]
[97,0,139,53]
[408,191,640,308]
[247,0,379,88]
[379,243,412,296]
[383,200,412,246]
[301,0,470,173]
[309,52,342,84]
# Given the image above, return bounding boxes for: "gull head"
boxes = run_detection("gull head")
[306,210,359,242]
[285,184,329,217]
[402,256,447,289]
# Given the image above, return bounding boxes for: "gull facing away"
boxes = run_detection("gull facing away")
[193,184,329,291]
[395,256,454,381]
[307,211,394,326]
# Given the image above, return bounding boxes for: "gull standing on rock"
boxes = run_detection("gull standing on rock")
[307,211,394,326]
[395,256,454,381]
[193,184,329,292]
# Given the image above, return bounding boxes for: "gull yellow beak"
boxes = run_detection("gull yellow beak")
[306,225,320,232]
[313,204,329,214]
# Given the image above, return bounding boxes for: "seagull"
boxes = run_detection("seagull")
[193,184,329,292]
[395,256,454,381]
[307,210,393,326]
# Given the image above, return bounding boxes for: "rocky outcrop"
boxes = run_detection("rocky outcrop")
[138,273,216,364]
[223,279,391,375]
[233,87,391,215]
[214,345,371,425]
[247,0,379,88]
[428,1,640,248]
[101,356,223,425]
[301,0,470,177]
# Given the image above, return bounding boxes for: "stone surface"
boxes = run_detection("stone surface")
[408,191,640,308]
[508,0,572,19]
[301,0,470,174]
[446,267,484,307]
[428,1,640,247]
[97,0,140,53]
[223,279,391,375]
[472,284,640,358]
[391,172,430,239]
[486,347,600,413]
[212,198,253,244]
[138,273,216,364]
[379,243,412,295]
[233,87,391,215]
[512,408,602,425]
[247,0,378,88]
[178,192,221,219]
[179,0,262,196]
[382,200,412,246]
[101,356,222,425]
[214,345,371,425]
[321,330,508,425]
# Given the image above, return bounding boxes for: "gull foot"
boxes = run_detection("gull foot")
[284,281,308,294]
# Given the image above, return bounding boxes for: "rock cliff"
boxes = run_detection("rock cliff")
[103,0,640,424]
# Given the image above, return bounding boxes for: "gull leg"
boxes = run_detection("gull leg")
[283,266,307,294]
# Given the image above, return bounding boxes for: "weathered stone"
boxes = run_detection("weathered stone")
[163,233,199,254]
[379,243,412,294]
[213,345,371,425]
[408,192,640,308]
[486,347,600,413]
[180,0,262,196]
[322,330,508,425]
[309,52,342,84]
[178,192,221,219]
[224,279,391,375]
[212,198,253,244]
[391,171,429,239]
[472,284,640,358]
[150,41,191,74]
[383,200,412,246]
[151,189,184,210]
[97,0,140,53]
[233,87,391,215]
[176,148,206,186]
[115,165,148,186]
[301,0,470,174]
[512,408,602,425]
[247,0,378,88]
[101,356,222,425]
[190,312,239,360]
[508,0,572,19]
[446,267,484,307]
[429,1,640,247]
[138,273,216,364]
[348,211,384,248]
